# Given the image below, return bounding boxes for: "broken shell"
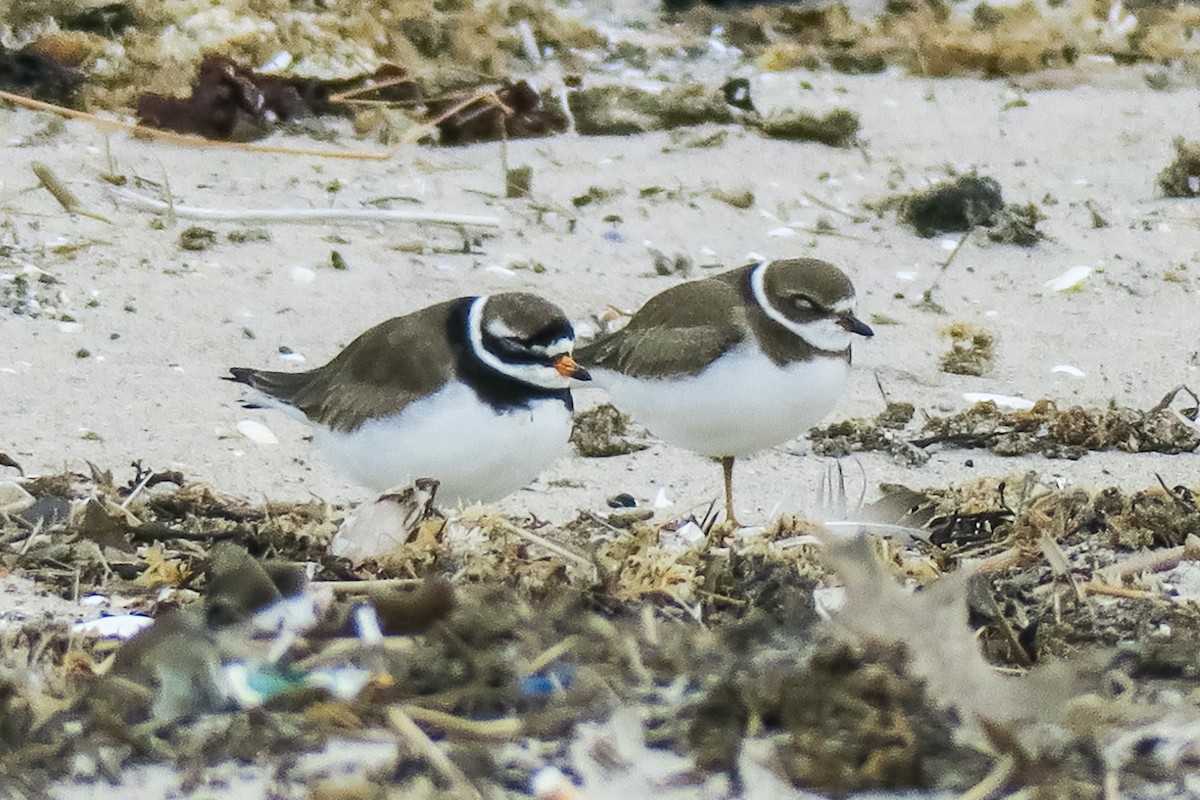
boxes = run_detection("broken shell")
[72,614,155,639]
[236,419,279,445]
[962,392,1035,411]
[0,481,35,515]
[1044,265,1092,292]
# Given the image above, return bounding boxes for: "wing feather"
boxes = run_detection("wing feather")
[231,301,459,432]
[578,280,747,379]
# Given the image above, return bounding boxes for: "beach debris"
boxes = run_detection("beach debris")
[1044,265,1093,292]
[756,108,860,147]
[915,394,1200,457]
[2,459,1200,795]
[570,403,647,457]
[1157,137,1200,197]
[649,247,693,276]
[709,185,755,209]
[433,81,568,145]
[0,42,83,106]
[897,175,1005,237]
[985,201,1044,245]
[236,419,279,445]
[809,402,929,466]
[939,321,995,376]
[330,479,443,563]
[961,392,1035,411]
[109,186,502,229]
[135,56,422,141]
[63,3,136,37]
[179,226,217,251]
[0,482,35,515]
[30,162,111,223]
[137,55,342,140]
[506,165,534,198]
[568,83,733,135]
[812,389,1200,459]
[72,613,155,639]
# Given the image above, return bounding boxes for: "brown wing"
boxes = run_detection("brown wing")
[577,279,748,379]
[232,300,459,432]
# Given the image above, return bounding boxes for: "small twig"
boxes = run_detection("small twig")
[399,704,522,741]
[496,519,596,577]
[387,707,484,800]
[120,469,156,510]
[1093,545,1186,583]
[916,230,970,311]
[31,162,111,223]
[0,89,390,161]
[959,755,1015,800]
[525,635,579,676]
[108,187,501,229]
[801,190,867,223]
[1083,582,1158,599]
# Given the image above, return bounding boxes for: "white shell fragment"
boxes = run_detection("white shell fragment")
[962,392,1036,411]
[766,226,796,238]
[236,419,279,445]
[651,488,672,508]
[331,480,439,563]
[812,586,847,621]
[659,519,705,551]
[72,614,155,639]
[290,266,316,284]
[1044,265,1092,292]
[0,482,35,515]
[1050,364,1086,378]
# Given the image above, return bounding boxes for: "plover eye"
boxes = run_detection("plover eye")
[791,294,818,311]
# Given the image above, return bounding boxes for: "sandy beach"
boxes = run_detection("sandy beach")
[4,69,1199,521]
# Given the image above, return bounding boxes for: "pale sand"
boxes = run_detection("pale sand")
[4,70,1199,528]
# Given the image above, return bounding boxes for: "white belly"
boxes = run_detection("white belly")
[314,383,572,503]
[594,346,850,457]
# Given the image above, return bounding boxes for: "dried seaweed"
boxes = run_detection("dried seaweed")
[432,81,567,145]
[135,55,392,141]
[897,175,1005,237]
[568,83,733,135]
[1158,137,1200,197]
[813,392,1200,461]
[939,321,995,377]
[757,108,860,147]
[6,462,1200,796]
[570,403,648,457]
[0,43,82,107]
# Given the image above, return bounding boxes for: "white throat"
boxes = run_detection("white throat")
[467,296,572,390]
[749,261,853,353]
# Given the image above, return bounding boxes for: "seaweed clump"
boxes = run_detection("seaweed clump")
[811,389,1200,460]
[898,175,1004,236]
[1157,137,1200,197]
[939,322,995,376]
[757,108,861,146]
[891,175,1046,246]
[571,403,647,457]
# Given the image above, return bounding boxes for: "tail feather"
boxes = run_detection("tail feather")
[224,367,312,407]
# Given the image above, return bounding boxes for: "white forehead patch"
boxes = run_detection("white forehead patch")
[831,297,856,315]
